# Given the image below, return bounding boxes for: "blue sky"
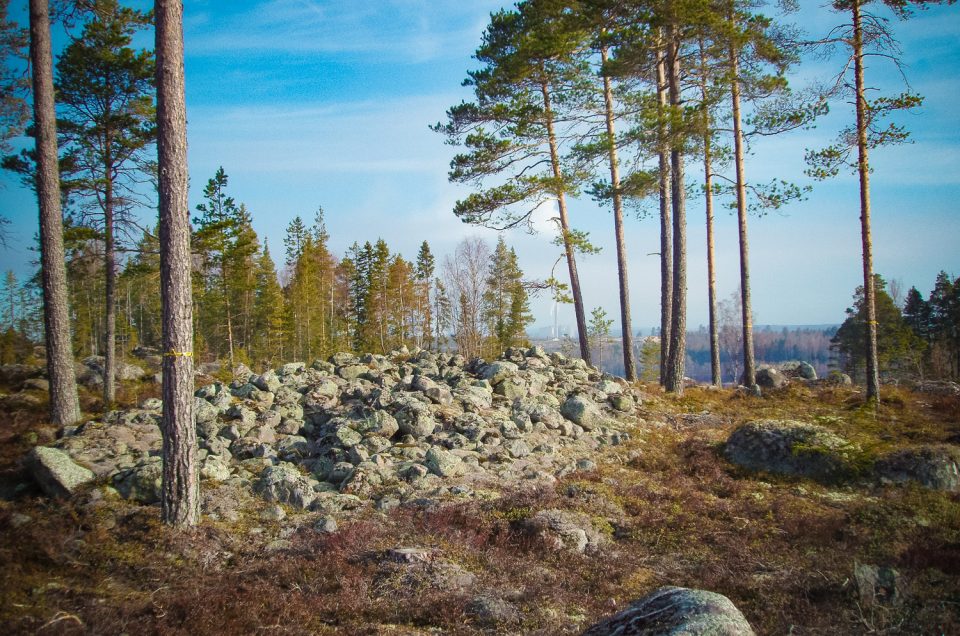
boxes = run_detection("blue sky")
[1,0,958,334]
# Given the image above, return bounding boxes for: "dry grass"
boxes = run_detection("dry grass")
[0,380,958,634]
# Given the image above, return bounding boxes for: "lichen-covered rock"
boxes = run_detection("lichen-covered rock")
[254,463,316,509]
[481,360,519,385]
[519,508,608,554]
[425,447,466,477]
[27,446,95,498]
[465,595,521,628]
[756,367,787,389]
[874,445,960,492]
[724,420,860,483]
[561,394,604,431]
[113,457,163,504]
[582,586,755,636]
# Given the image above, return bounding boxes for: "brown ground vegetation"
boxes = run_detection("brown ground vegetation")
[0,379,957,634]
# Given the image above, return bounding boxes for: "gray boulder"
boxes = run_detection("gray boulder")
[582,586,754,636]
[254,463,316,509]
[26,446,95,498]
[724,420,860,483]
[520,508,608,554]
[755,367,787,389]
[113,457,163,504]
[874,445,960,492]
[560,394,604,431]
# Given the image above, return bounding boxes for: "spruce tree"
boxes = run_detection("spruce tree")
[252,242,285,365]
[415,241,435,350]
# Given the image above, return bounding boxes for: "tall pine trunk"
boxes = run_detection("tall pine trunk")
[103,168,116,406]
[699,40,721,387]
[156,0,198,527]
[665,26,687,395]
[30,0,80,427]
[600,43,635,381]
[729,36,757,389]
[852,0,879,401]
[540,77,591,365]
[656,30,672,386]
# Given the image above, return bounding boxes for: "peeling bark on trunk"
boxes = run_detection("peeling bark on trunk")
[30,0,81,427]
[156,0,198,527]
[852,0,879,402]
[600,43,635,381]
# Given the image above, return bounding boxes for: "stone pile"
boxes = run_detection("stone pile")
[28,346,642,517]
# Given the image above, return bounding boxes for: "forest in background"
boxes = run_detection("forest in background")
[0,0,958,408]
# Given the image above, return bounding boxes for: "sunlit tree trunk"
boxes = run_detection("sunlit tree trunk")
[852,0,879,401]
[699,39,721,387]
[600,42,635,381]
[656,29,672,386]
[665,26,687,394]
[730,31,757,389]
[29,0,81,426]
[541,77,591,365]
[156,0,198,527]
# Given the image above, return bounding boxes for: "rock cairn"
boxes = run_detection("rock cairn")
[28,346,642,517]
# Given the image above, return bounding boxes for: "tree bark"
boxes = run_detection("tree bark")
[665,26,687,395]
[852,0,879,402]
[29,0,81,427]
[656,29,672,386]
[730,32,757,390]
[700,40,721,387]
[103,163,116,406]
[540,77,591,365]
[156,0,198,527]
[600,43,635,381]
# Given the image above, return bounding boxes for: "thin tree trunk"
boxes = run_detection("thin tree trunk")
[656,29,672,386]
[540,76,591,365]
[730,35,757,389]
[600,43,635,381]
[699,40,721,387]
[29,0,80,426]
[852,0,879,401]
[103,168,116,406]
[665,26,687,395]
[156,0,198,527]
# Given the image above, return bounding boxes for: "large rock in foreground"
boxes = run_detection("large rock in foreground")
[582,586,754,635]
[27,446,95,498]
[724,420,860,483]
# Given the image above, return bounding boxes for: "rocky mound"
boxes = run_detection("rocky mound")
[27,346,642,518]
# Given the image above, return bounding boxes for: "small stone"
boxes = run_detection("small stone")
[260,504,287,522]
[314,516,338,534]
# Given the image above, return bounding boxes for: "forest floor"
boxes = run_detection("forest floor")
[0,378,958,635]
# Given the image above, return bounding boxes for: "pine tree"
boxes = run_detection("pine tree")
[156,0,198,527]
[29,0,80,425]
[588,306,614,369]
[433,0,594,364]
[0,0,28,155]
[56,0,155,406]
[807,0,955,401]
